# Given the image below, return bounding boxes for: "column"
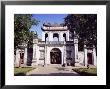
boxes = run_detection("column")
[44,45,47,66]
[63,45,66,65]
[61,48,64,65]
[67,30,69,41]
[74,38,78,66]
[32,38,38,66]
[36,46,40,65]
[24,47,27,66]
[93,45,97,66]
[42,31,45,41]
[15,49,20,67]
[71,46,75,66]
[60,32,63,41]
[32,44,38,66]
[33,44,38,60]
[48,32,50,41]
[33,44,35,60]
[49,32,53,41]
[84,45,87,66]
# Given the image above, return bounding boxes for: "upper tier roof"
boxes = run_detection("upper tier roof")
[43,23,65,27]
[41,23,68,31]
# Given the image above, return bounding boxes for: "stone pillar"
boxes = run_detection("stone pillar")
[63,45,66,65]
[42,31,45,41]
[48,32,51,41]
[33,44,35,60]
[67,30,69,41]
[84,45,87,66]
[24,47,27,66]
[93,45,97,66]
[32,38,38,66]
[71,47,75,66]
[44,45,47,66]
[32,44,37,66]
[52,32,53,41]
[74,37,78,66]
[15,49,20,67]
[61,49,64,65]
[49,32,53,41]
[60,32,63,41]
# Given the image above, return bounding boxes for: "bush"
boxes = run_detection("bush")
[72,68,97,76]
[14,67,35,76]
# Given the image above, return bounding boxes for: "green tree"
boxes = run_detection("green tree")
[14,14,39,49]
[64,14,97,50]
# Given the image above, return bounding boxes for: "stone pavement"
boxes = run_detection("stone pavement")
[26,64,80,76]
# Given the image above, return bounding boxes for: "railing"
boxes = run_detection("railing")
[38,41,74,45]
[66,41,74,45]
[46,41,64,45]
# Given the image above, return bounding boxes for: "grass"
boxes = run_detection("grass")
[14,67,35,76]
[72,68,97,76]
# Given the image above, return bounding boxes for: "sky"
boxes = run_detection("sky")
[30,14,68,39]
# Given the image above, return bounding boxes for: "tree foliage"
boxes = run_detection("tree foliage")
[14,14,39,49]
[64,14,97,50]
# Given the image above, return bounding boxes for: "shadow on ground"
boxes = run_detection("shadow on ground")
[15,73,26,76]
[54,67,70,71]
[27,72,79,76]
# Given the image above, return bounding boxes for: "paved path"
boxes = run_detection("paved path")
[26,65,80,76]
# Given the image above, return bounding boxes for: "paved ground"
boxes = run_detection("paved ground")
[26,65,80,76]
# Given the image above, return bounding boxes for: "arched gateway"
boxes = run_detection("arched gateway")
[15,23,97,67]
[29,23,97,67]
[50,48,61,64]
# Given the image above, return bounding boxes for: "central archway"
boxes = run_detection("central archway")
[50,48,61,64]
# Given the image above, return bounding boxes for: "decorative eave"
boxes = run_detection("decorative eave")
[43,23,65,27]
[41,26,68,31]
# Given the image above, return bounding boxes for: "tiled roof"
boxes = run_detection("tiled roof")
[43,23,65,27]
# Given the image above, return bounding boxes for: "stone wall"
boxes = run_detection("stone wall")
[78,51,84,66]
